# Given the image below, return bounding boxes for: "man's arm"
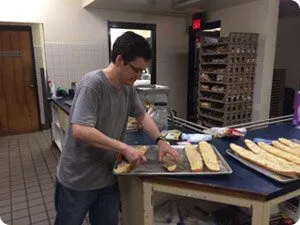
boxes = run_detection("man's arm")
[136,113,161,141]
[72,124,146,165]
[136,113,179,161]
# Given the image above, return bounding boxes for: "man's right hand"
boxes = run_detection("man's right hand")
[123,146,147,166]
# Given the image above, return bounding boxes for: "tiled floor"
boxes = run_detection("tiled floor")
[0,130,89,225]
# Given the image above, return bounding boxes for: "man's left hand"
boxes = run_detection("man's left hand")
[157,141,180,162]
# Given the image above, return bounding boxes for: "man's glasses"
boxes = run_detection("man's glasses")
[129,63,147,74]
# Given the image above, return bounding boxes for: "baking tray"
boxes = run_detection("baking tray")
[226,149,300,183]
[292,139,300,144]
[113,145,232,176]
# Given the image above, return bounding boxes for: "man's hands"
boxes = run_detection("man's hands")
[157,140,180,162]
[123,145,147,166]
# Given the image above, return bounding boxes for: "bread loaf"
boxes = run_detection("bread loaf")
[198,141,220,171]
[245,140,300,176]
[185,143,204,172]
[244,139,261,154]
[272,141,300,157]
[113,161,132,174]
[114,146,148,174]
[230,143,296,177]
[278,138,300,150]
[258,142,300,165]
[134,145,149,154]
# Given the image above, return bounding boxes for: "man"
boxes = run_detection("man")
[55,31,179,225]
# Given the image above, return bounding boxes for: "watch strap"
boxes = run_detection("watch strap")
[155,136,166,144]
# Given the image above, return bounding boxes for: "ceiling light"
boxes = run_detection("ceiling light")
[292,0,300,7]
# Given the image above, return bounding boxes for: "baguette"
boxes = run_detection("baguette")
[272,141,300,157]
[114,146,148,174]
[113,161,132,174]
[198,141,220,171]
[278,138,300,150]
[244,139,261,154]
[230,143,296,177]
[134,145,149,155]
[162,154,178,172]
[163,164,177,172]
[245,140,300,176]
[258,142,300,165]
[185,143,204,172]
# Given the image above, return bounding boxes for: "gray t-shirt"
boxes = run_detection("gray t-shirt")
[57,69,145,191]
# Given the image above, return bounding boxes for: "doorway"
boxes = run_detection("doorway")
[107,21,156,84]
[272,0,300,117]
[0,25,40,135]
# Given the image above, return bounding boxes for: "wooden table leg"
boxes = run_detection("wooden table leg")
[143,181,154,225]
[252,202,270,225]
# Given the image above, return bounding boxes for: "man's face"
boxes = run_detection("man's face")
[120,57,149,86]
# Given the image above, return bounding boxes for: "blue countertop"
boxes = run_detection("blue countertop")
[52,97,300,200]
[126,123,300,200]
[51,97,72,114]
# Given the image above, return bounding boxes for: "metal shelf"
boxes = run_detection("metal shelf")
[201,62,227,66]
[199,89,226,95]
[199,106,225,113]
[202,42,229,47]
[199,80,226,85]
[199,114,224,122]
[202,52,229,56]
[199,97,226,104]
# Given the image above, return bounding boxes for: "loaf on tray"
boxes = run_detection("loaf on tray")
[258,142,300,165]
[198,141,220,172]
[113,146,148,174]
[278,138,300,150]
[230,143,297,178]
[272,141,300,157]
[245,139,300,176]
[185,143,204,172]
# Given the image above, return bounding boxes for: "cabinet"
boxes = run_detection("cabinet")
[198,32,258,127]
[51,102,69,151]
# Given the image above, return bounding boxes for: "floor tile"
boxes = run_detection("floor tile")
[30,211,48,224]
[12,216,31,225]
[12,208,29,220]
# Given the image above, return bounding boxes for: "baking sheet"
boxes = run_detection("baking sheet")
[226,150,300,183]
[113,145,232,176]
[292,139,300,144]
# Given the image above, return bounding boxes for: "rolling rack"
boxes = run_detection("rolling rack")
[198,32,259,128]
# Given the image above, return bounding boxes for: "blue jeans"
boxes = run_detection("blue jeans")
[54,181,120,225]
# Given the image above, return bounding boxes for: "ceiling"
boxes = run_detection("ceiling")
[82,0,257,16]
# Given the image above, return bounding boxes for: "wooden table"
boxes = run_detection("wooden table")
[121,123,300,225]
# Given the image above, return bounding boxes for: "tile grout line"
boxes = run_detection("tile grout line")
[38,133,57,224]
[27,135,51,225]
[43,131,60,162]
[17,137,31,225]
[37,137,56,184]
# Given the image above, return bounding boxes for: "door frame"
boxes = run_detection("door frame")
[0,25,41,130]
[107,21,157,84]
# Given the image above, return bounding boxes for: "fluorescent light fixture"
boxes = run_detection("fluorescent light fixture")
[292,0,300,7]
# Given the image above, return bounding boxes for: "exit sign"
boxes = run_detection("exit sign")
[192,19,201,30]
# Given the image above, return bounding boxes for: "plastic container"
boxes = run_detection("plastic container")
[293,91,300,126]
[150,102,168,131]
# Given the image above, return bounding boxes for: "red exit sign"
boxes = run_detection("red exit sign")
[192,19,201,30]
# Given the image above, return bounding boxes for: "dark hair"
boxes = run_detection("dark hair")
[111,31,152,64]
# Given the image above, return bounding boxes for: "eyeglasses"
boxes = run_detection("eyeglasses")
[129,63,147,74]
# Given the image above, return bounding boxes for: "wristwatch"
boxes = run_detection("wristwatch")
[155,136,166,144]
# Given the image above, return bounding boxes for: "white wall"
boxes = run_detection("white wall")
[275,16,300,92]
[207,0,280,121]
[0,0,189,120]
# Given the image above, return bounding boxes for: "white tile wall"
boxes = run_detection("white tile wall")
[44,42,106,89]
